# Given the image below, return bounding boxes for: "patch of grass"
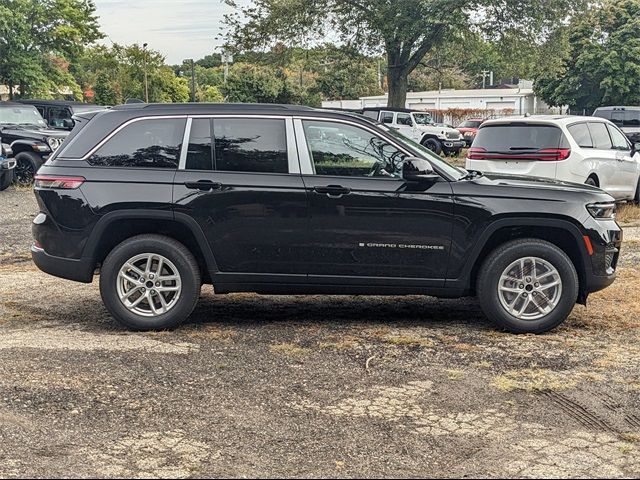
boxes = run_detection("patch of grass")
[620,433,640,443]
[269,342,311,356]
[617,203,640,224]
[187,325,236,341]
[491,369,576,392]
[318,336,361,350]
[381,334,435,348]
[446,369,465,380]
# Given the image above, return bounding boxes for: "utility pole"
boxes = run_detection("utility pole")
[142,43,149,103]
[481,70,490,89]
[189,59,196,102]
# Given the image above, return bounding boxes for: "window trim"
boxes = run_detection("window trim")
[293,116,426,180]
[566,121,594,149]
[179,114,299,174]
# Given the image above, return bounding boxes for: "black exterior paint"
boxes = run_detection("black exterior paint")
[32,103,621,300]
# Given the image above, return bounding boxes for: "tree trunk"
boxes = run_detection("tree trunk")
[8,84,13,100]
[387,65,408,108]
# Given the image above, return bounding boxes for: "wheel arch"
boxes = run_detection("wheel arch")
[83,210,218,283]
[453,217,590,303]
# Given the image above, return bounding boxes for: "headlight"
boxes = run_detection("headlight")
[32,143,51,152]
[586,202,616,220]
[47,137,61,151]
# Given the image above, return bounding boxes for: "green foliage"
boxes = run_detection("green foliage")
[198,85,224,102]
[0,0,102,98]
[94,72,117,105]
[535,0,640,112]
[223,63,282,102]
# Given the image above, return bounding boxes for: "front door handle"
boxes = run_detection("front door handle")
[313,185,351,197]
[184,180,222,191]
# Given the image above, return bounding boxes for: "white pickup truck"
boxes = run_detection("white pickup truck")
[361,107,465,156]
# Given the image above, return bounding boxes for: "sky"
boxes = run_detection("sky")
[93,0,247,65]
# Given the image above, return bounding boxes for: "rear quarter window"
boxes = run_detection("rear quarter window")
[89,118,186,168]
[567,123,593,148]
[473,124,566,151]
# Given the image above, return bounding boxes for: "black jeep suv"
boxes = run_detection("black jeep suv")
[31,103,622,333]
[0,102,69,184]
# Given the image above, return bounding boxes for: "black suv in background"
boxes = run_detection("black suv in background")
[16,100,110,131]
[0,138,15,191]
[31,103,622,334]
[0,102,69,184]
[593,106,640,143]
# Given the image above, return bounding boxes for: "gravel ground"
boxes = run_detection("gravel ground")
[1,186,640,478]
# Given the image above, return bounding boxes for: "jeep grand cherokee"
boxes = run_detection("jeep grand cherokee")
[31,103,622,333]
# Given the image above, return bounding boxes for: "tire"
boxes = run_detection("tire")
[634,178,640,205]
[585,176,598,187]
[422,138,443,155]
[476,238,579,334]
[99,234,202,330]
[13,151,42,185]
[0,169,12,191]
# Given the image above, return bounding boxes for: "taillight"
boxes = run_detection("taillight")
[466,147,571,161]
[34,175,85,189]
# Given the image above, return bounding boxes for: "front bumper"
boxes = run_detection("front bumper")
[583,221,622,295]
[0,157,16,170]
[442,140,465,152]
[31,245,95,283]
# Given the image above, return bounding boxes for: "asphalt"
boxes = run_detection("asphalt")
[1,186,639,478]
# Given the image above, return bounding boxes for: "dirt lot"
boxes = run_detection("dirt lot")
[1,186,640,478]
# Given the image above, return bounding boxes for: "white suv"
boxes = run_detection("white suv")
[465,116,640,202]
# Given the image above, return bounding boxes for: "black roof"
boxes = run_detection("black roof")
[111,102,317,113]
[0,101,39,108]
[16,99,94,106]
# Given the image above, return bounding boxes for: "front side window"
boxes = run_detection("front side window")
[89,118,186,168]
[303,120,407,178]
[568,123,593,148]
[49,107,73,128]
[396,113,413,126]
[413,113,432,125]
[213,118,288,173]
[588,122,612,150]
[607,124,630,150]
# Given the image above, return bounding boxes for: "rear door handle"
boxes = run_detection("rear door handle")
[184,180,222,191]
[313,185,351,197]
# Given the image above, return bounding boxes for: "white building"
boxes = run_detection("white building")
[323,81,560,121]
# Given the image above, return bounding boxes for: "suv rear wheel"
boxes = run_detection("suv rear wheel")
[476,239,579,334]
[13,151,42,185]
[100,234,201,330]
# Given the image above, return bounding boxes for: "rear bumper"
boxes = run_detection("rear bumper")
[31,245,94,283]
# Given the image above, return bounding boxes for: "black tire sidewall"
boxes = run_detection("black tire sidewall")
[100,235,201,330]
[477,240,579,334]
[14,152,42,185]
[0,170,12,190]
[585,176,597,187]
[423,138,442,154]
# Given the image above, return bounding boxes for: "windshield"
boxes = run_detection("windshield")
[0,106,47,127]
[382,125,467,179]
[413,113,433,125]
[459,120,482,128]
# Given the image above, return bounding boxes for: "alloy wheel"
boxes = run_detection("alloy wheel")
[497,256,562,320]
[116,253,182,317]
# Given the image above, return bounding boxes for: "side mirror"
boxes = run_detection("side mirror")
[632,142,640,156]
[402,157,439,183]
[1,143,12,158]
[62,119,75,129]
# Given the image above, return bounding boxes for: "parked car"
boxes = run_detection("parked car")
[457,118,485,146]
[0,139,15,191]
[0,102,69,184]
[361,107,465,155]
[592,106,640,144]
[15,100,109,131]
[30,103,622,334]
[465,116,640,203]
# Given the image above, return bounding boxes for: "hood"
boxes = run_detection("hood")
[0,124,69,139]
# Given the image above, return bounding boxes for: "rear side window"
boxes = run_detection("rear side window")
[587,122,612,149]
[214,118,288,174]
[568,123,593,148]
[89,118,186,168]
[380,111,394,124]
[185,119,213,170]
[473,124,565,151]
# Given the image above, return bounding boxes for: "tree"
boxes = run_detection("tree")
[223,0,586,107]
[535,0,640,112]
[0,0,102,98]
[94,72,117,105]
[222,63,283,102]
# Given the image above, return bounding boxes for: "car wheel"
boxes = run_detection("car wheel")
[634,178,640,205]
[585,176,598,187]
[13,152,42,185]
[476,238,579,334]
[0,170,12,191]
[422,138,442,155]
[100,234,202,330]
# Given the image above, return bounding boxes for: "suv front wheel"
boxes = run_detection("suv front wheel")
[100,234,202,330]
[476,239,579,334]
